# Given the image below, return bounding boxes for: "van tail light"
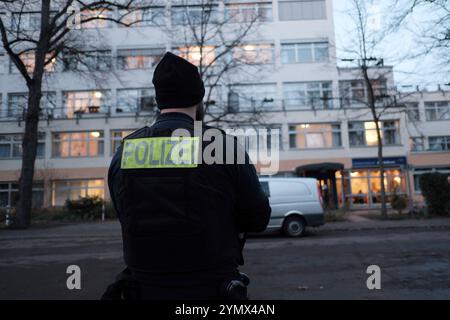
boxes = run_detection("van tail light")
[317,185,324,208]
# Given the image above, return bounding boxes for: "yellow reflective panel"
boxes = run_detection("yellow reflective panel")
[121,137,199,169]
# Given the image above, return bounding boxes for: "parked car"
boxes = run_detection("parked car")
[259,178,325,237]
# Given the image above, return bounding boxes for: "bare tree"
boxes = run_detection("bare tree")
[0,0,155,228]
[388,0,450,75]
[166,0,273,127]
[340,0,412,218]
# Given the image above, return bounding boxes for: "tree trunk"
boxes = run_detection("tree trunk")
[15,84,42,228]
[375,123,388,218]
[361,64,388,218]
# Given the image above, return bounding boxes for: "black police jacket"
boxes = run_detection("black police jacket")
[108,112,271,276]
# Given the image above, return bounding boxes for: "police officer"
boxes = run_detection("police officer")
[106,52,271,300]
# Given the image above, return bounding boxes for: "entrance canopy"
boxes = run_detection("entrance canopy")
[295,162,344,175]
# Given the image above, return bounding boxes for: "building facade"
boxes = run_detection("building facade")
[0,0,449,211]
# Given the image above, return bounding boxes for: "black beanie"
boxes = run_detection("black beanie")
[152,52,205,109]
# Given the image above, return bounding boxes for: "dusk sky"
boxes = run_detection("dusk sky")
[333,0,446,90]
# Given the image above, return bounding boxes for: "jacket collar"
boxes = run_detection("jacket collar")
[155,112,194,124]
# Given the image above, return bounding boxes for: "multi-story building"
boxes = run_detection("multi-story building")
[0,0,449,212]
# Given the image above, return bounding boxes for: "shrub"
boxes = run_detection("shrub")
[104,202,117,220]
[391,192,408,215]
[32,207,67,221]
[65,195,103,220]
[419,173,450,216]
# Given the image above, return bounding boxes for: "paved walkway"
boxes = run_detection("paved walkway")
[321,217,450,232]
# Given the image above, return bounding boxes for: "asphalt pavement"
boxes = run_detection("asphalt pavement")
[0,220,449,299]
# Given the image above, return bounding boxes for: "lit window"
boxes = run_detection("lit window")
[348,121,399,147]
[10,52,56,74]
[80,9,111,29]
[63,91,110,118]
[118,7,165,27]
[117,48,164,70]
[110,130,136,154]
[177,46,215,66]
[289,123,341,149]
[51,179,104,206]
[52,131,104,158]
[233,44,274,64]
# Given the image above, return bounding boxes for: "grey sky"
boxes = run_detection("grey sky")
[333,0,448,90]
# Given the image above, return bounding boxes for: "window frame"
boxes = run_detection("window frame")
[283,81,333,110]
[0,133,45,159]
[281,42,329,64]
[348,120,400,147]
[289,123,342,149]
[51,131,105,158]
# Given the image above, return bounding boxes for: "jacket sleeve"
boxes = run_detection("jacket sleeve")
[233,139,271,233]
[108,145,123,219]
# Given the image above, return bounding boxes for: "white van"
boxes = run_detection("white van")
[259,178,325,237]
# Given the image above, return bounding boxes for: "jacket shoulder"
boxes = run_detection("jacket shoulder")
[123,127,150,140]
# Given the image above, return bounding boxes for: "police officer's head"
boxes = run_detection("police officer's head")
[152,52,205,121]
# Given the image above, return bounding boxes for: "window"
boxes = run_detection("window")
[348,121,400,147]
[281,42,329,63]
[171,5,219,25]
[283,82,333,110]
[225,2,273,22]
[10,52,56,74]
[229,84,277,112]
[233,44,274,64]
[52,131,104,158]
[118,7,165,27]
[63,50,112,71]
[289,123,341,149]
[339,79,388,108]
[0,182,43,208]
[0,52,7,74]
[428,136,450,151]
[111,130,136,154]
[116,88,156,114]
[80,9,111,29]
[409,137,425,152]
[425,101,450,121]
[406,103,420,121]
[279,0,326,21]
[176,46,216,66]
[11,12,41,30]
[63,91,110,118]
[0,133,45,159]
[117,48,164,70]
[237,125,283,152]
[52,179,104,206]
[345,169,406,208]
[7,92,56,118]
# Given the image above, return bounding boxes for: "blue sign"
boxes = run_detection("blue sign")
[352,157,407,168]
